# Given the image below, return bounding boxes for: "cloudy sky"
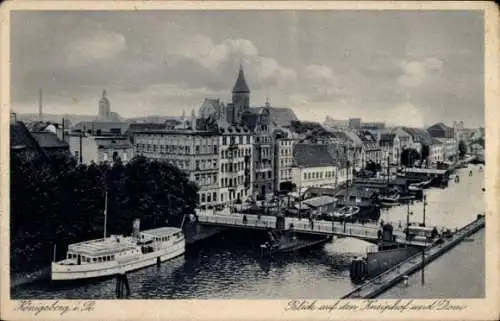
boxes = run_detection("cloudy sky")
[11,10,484,127]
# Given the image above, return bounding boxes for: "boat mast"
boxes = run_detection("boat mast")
[386,152,391,185]
[104,191,108,239]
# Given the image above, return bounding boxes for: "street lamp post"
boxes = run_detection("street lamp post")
[422,193,427,227]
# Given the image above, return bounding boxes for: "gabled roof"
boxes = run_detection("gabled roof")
[240,111,260,131]
[379,133,396,145]
[232,65,250,94]
[31,132,69,149]
[10,121,43,152]
[427,122,453,131]
[401,127,433,145]
[293,144,336,168]
[431,137,444,145]
[248,106,298,128]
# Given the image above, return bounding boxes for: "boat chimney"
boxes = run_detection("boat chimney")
[132,218,140,239]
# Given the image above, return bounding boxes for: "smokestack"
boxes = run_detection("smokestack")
[38,88,43,121]
[132,218,141,239]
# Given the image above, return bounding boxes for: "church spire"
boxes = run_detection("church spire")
[232,63,250,94]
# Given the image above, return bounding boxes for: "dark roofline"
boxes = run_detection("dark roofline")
[133,130,220,136]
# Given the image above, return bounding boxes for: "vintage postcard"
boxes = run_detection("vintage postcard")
[1,1,499,320]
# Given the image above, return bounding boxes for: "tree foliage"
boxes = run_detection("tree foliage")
[10,154,198,273]
[279,181,297,193]
[400,148,420,167]
[420,144,430,167]
[458,140,467,158]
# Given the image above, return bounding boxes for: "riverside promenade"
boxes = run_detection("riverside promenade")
[341,214,485,299]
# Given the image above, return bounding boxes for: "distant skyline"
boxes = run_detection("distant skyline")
[11,10,484,127]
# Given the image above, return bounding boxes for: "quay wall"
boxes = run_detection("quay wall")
[366,247,420,278]
[342,216,485,299]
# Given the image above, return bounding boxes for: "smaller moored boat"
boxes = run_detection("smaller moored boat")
[378,190,400,206]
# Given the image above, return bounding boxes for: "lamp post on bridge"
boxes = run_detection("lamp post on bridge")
[422,193,427,227]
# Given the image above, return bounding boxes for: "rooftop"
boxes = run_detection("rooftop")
[232,65,250,94]
[141,227,182,237]
[68,237,137,256]
[31,132,69,149]
[293,143,337,168]
[10,121,42,151]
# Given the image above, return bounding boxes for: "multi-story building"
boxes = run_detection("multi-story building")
[430,138,445,164]
[358,131,382,167]
[134,126,221,209]
[435,137,458,162]
[427,122,455,139]
[69,132,134,165]
[378,133,401,167]
[273,127,303,191]
[291,144,347,190]
[218,124,254,206]
[240,101,274,199]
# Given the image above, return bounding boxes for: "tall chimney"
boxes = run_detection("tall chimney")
[38,88,43,121]
[132,218,141,239]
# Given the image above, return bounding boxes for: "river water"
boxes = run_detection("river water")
[11,165,485,299]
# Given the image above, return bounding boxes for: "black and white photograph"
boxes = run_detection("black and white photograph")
[1,1,498,320]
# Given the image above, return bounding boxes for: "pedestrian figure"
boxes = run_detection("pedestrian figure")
[479,166,483,172]
[243,215,248,224]
[469,170,473,177]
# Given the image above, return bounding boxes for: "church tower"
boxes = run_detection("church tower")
[231,64,250,124]
[98,89,111,120]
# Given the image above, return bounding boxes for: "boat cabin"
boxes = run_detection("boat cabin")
[66,236,139,265]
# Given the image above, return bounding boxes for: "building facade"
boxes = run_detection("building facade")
[218,125,254,206]
[430,138,445,164]
[134,127,222,209]
[68,134,133,165]
[379,133,401,167]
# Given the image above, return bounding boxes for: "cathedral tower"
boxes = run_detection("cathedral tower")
[231,64,250,124]
[98,89,111,120]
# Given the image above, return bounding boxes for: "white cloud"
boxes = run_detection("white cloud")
[64,31,126,67]
[397,57,443,87]
[305,65,334,82]
[388,102,426,127]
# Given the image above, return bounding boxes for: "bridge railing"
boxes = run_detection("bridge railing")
[197,212,421,244]
[198,213,276,229]
[284,217,381,239]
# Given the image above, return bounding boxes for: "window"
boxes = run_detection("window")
[303,173,307,180]
[201,194,206,202]
[195,146,200,153]
[213,192,217,202]
[196,160,200,170]
[207,194,211,203]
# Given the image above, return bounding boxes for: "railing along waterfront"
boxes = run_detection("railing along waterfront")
[342,215,485,299]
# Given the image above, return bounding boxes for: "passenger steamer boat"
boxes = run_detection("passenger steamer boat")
[51,224,185,281]
[51,193,186,281]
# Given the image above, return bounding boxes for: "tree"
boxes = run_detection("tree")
[458,140,467,159]
[279,181,297,193]
[400,148,420,167]
[279,181,297,208]
[10,153,199,273]
[420,144,430,167]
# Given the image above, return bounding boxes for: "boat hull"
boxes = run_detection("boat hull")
[51,241,185,281]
